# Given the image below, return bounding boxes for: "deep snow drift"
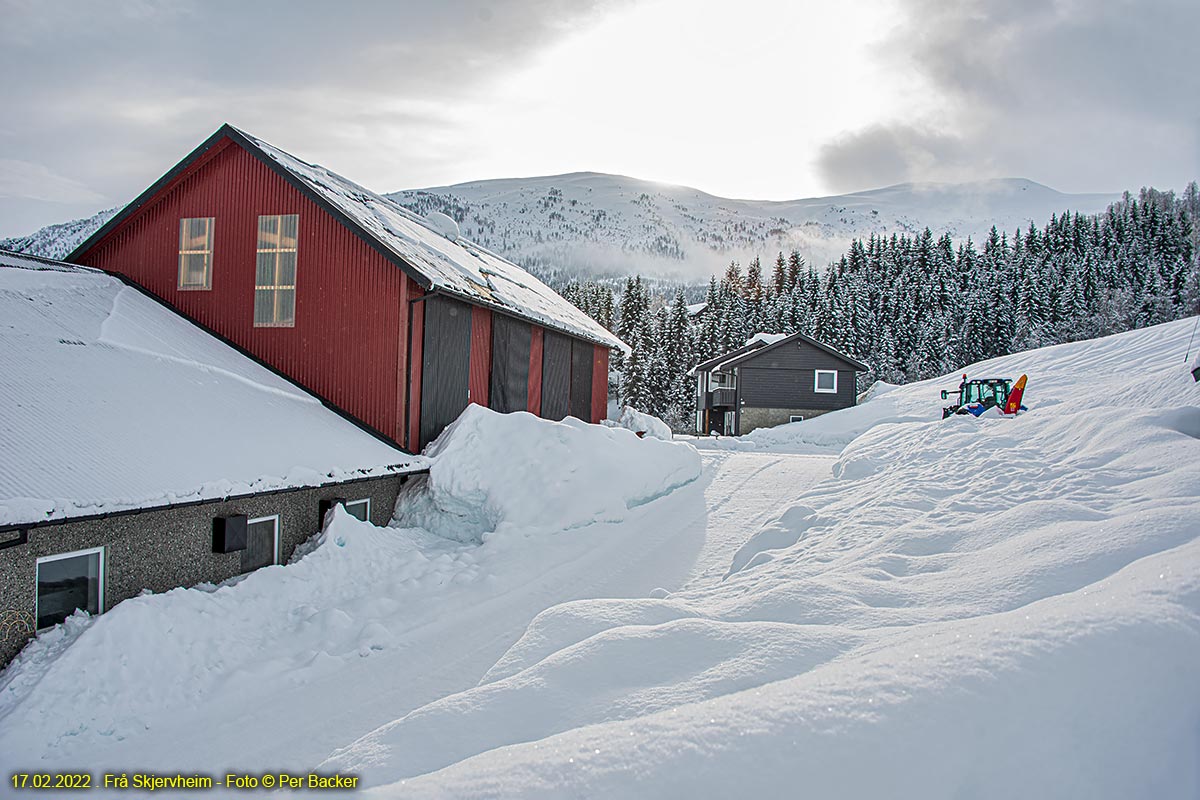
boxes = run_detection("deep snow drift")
[394,407,697,542]
[2,319,1198,799]
[0,408,703,784]
[334,318,1200,798]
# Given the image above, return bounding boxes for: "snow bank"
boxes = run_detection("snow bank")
[687,379,916,456]
[0,406,703,780]
[395,405,699,542]
[342,317,1200,798]
[606,405,673,440]
[743,391,926,454]
[0,508,478,764]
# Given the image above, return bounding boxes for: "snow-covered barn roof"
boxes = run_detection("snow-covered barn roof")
[69,124,624,351]
[0,250,424,527]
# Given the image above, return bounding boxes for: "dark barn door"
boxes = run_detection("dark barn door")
[540,330,571,420]
[421,295,473,448]
[489,314,532,414]
[570,338,594,421]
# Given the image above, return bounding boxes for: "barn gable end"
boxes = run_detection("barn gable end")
[69,125,623,451]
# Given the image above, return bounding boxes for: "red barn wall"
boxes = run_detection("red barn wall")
[469,305,492,408]
[527,326,544,413]
[591,346,609,423]
[77,139,414,448]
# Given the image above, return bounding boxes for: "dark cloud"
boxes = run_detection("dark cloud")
[816,125,974,193]
[816,0,1199,195]
[0,0,623,235]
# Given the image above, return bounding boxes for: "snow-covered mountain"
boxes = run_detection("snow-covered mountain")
[390,175,1120,281]
[2,177,1119,285]
[0,207,119,261]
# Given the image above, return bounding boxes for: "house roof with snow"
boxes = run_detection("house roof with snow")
[0,250,425,527]
[68,124,624,351]
[691,330,868,374]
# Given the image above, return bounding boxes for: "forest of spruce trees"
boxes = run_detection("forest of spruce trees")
[562,185,1200,430]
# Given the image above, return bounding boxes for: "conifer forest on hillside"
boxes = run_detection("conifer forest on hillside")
[563,185,1200,429]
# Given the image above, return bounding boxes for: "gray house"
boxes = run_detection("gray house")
[692,331,868,435]
[0,251,426,666]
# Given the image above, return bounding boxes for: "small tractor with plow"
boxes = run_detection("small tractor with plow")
[941,374,1028,419]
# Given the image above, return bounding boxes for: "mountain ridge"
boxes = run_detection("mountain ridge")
[387,173,1120,282]
[1,174,1121,286]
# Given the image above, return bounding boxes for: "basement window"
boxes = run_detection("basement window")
[254,214,298,327]
[789,415,805,423]
[36,547,104,630]
[814,370,838,394]
[178,217,214,290]
[344,498,371,522]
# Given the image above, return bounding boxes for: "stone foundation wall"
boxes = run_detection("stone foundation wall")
[737,406,832,435]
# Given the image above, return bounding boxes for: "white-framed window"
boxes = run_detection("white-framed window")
[344,498,371,522]
[243,514,280,573]
[709,371,735,390]
[789,415,805,423]
[35,546,104,630]
[178,217,214,290]
[254,214,298,327]
[814,370,838,394]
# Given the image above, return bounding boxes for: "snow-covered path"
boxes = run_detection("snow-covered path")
[682,451,834,589]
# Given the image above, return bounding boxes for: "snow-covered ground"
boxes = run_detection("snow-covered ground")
[3,318,1199,798]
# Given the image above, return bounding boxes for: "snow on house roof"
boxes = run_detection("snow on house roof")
[691,330,869,375]
[0,251,425,527]
[746,332,788,347]
[230,127,625,351]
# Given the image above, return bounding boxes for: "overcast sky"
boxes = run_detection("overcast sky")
[1,0,1196,237]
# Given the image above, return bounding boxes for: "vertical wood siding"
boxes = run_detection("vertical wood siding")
[490,314,531,414]
[569,338,593,421]
[77,139,408,448]
[591,346,609,423]
[541,331,572,421]
[407,299,425,451]
[420,296,472,449]
[468,305,492,408]
[394,276,412,443]
[733,339,859,411]
[527,326,544,414]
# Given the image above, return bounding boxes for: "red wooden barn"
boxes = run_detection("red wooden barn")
[69,124,624,453]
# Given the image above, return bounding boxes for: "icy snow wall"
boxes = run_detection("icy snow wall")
[393,405,701,543]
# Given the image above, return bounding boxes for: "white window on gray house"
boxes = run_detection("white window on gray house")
[254,214,298,327]
[178,217,214,290]
[36,547,104,629]
[344,498,371,522]
[814,370,838,394]
[789,415,805,423]
[242,514,280,573]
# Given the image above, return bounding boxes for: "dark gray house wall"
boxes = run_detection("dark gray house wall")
[737,366,857,410]
[703,338,864,435]
[0,473,408,667]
